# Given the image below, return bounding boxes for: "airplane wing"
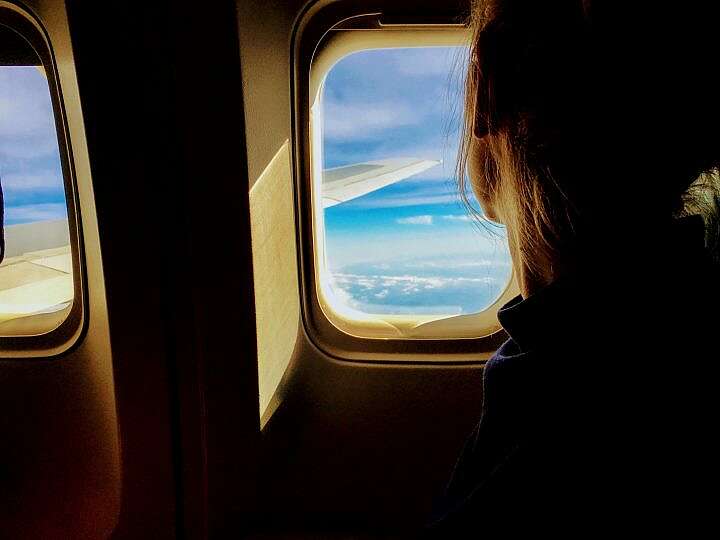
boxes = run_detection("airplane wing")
[322,157,440,208]
[0,219,72,333]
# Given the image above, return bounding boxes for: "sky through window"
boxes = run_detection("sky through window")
[321,47,512,316]
[0,66,67,225]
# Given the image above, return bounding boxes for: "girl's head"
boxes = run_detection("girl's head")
[459,0,720,292]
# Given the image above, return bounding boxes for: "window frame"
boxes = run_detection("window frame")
[0,2,85,357]
[292,0,517,362]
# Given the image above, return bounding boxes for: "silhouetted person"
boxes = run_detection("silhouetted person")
[428,0,720,536]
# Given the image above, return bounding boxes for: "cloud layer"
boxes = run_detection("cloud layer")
[329,268,507,315]
[327,256,512,315]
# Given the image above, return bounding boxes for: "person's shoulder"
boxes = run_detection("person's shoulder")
[490,337,523,363]
[482,340,529,398]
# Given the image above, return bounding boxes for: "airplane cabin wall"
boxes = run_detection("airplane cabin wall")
[2,0,260,537]
[0,1,121,537]
[65,0,262,536]
[238,0,486,536]
[1,0,488,537]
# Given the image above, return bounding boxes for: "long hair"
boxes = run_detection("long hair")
[457,0,720,282]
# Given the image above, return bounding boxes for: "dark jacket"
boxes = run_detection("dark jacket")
[428,217,719,537]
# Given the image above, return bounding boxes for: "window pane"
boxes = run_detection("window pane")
[0,29,73,335]
[320,47,511,317]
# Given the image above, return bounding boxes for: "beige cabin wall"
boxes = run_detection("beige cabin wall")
[250,141,301,423]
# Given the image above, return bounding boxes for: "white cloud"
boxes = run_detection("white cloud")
[330,249,511,315]
[0,97,53,138]
[442,214,472,222]
[323,100,420,141]
[328,270,505,316]
[395,47,469,78]
[0,68,59,160]
[396,215,433,225]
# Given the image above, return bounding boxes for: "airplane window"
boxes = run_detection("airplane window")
[312,46,512,337]
[0,23,74,337]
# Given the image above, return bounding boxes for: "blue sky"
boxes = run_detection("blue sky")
[0,66,67,225]
[321,47,512,316]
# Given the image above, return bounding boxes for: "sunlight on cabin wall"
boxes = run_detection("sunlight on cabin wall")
[249,141,300,425]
